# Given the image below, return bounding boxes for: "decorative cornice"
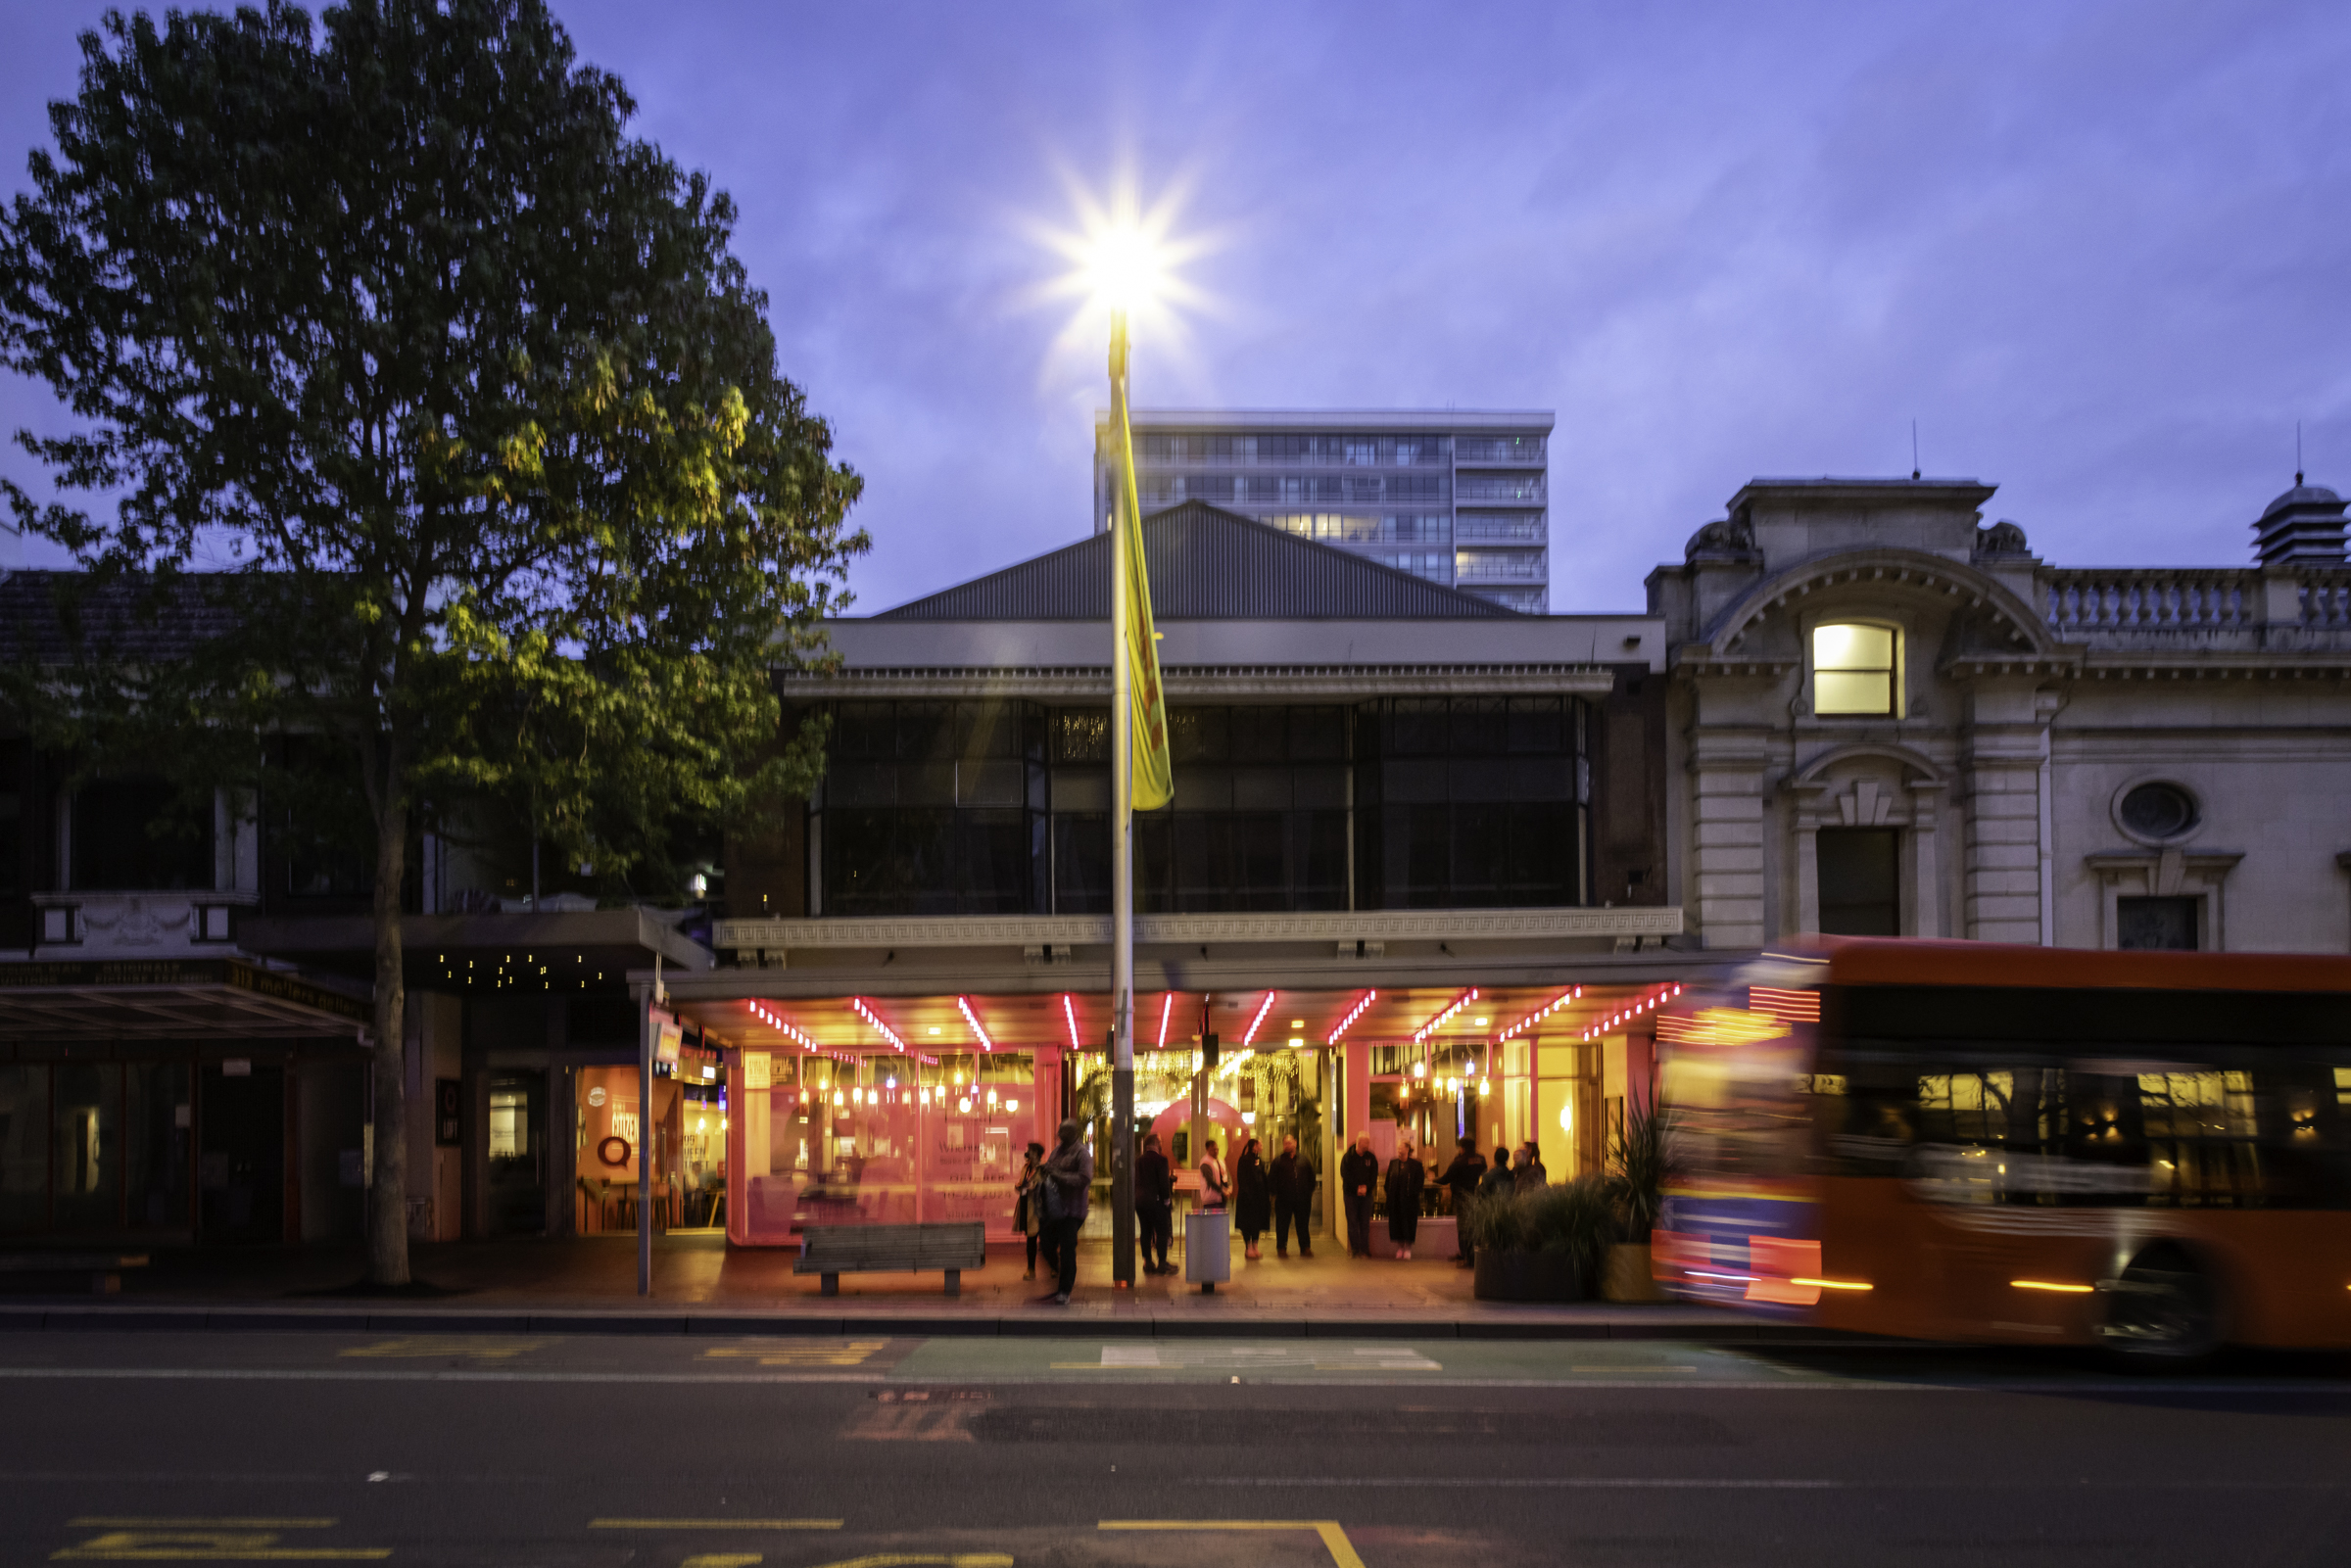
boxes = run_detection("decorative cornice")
[777,663,1623,698]
[715,906,1684,951]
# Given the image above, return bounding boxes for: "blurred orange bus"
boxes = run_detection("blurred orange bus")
[1653,939,2351,1357]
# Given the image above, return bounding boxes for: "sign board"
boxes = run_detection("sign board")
[655,1018,683,1068]
[743,1051,772,1090]
[434,1077,462,1147]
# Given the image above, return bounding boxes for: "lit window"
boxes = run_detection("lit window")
[1813,624,1898,716]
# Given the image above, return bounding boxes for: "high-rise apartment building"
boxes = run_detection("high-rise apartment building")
[1094,409,1553,612]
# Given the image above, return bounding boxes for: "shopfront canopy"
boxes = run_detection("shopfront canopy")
[0,957,367,1040]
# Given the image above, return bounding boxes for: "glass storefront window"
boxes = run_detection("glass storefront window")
[732,1052,1031,1247]
[0,1065,49,1231]
[52,1061,121,1230]
[125,1061,191,1229]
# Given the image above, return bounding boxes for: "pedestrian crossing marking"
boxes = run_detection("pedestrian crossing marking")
[701,1340,888,1366]
[339,1337,551,1360]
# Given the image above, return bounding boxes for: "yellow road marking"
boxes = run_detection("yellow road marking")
[1102,1519,1365,1568]
[589,1519,841,1530]
[339,1337,550,1360]
[701,1341,888,1367]
[53,1530,388,1561]
[682,1558,765,1567]
[803,1557,1011,1568]
[67,1524,335,1531]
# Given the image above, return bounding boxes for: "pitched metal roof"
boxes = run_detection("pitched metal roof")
[877,501,1519,621]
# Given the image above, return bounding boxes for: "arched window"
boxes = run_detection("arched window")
[1813,624,1900,717]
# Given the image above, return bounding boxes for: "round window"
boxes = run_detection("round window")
[2119,782,2198,840]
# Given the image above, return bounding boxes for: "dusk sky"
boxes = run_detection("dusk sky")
[4,1,2348,613]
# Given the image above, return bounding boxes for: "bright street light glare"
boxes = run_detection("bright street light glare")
[1035,173,1212,354]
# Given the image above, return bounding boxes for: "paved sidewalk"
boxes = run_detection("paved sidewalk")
[0,1232,1812,1341]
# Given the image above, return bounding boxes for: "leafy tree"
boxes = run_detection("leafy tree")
[0,0,865,1284]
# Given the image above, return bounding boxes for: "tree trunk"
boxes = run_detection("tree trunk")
[368,797,410,1287]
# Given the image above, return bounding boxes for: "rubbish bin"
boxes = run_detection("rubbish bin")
[1184,1208,1231,1293]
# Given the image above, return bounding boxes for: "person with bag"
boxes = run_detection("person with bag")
[1014,1141,1046,1281]
[1135,1131,1176,1275]
[1233,1135,1271,1259]
[1383,1136,1426,1260]
[1035,1118,1093,1306]
[1271,1135,1317,1259]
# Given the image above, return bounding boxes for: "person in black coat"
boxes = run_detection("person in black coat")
[1233,1136,1271,1259]
[1339,1132,1381,1258]
[1134,1131,1176,1275]
[1270,1135,1317,1258]
[1383,1137,1426,1259]
[1434,1136,1487,1268]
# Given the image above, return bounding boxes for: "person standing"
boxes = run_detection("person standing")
[1134,1131,1175,1275]
[1196,1138,1229,1211]
[1036,1118,1093,1306]
[1015,1141,1046,1281]
[1434,1136,1486,1268]
[1234,1136,1271,1260]
[1271,1135,1317,1259]
[1339,1131,1380,1259]
[1383,1137,1426,1260]
[1514,1140,1549,1192]
[1478,1146,1515,1209]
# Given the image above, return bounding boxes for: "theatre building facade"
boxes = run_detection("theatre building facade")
[1653,477,2351,952]
[675,500,1695,1248]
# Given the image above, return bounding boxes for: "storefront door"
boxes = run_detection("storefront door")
[487,1070,548,1235]
[199,1064,284,1243]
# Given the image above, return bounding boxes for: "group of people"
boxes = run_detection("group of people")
[1345,1132,1546,1261]
[1012,1120,1552,1301]
[1134,1129,1320,1267]
[1012,1117,1094,1305]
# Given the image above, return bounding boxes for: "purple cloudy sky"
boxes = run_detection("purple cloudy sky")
[4,1,2348,612]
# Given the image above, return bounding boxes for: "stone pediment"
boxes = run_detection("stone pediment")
[1697,546,2078,668]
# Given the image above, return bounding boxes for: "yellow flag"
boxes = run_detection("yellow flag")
[1117,396,1173,811]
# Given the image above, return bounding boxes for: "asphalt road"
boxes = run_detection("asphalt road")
[0,1330,2345,1567]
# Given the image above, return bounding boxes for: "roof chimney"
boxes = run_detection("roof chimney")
[2252,483,2348,567]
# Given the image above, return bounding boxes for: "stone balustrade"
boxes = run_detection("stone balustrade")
[2041,566,2351,645]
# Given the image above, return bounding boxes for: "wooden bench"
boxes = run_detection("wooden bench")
[794,1221,984,1297]
[0,1253,150,1295]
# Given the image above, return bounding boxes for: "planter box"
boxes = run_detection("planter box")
[1602,1241,1667,1303]
[1472,1249,1584,1303]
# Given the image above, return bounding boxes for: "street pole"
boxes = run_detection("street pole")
[1108,309,1137,1290]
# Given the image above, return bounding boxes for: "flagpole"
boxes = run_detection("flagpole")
[1108,309,1138,1290]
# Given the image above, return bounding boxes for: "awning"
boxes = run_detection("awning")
[0,958,368,1041]
[239,907,714,993]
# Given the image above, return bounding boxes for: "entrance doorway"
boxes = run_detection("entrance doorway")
[199,1065,284,1243]
[487,1070,548,1235]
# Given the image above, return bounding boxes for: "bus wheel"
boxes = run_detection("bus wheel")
[2097,1245,2220,1362]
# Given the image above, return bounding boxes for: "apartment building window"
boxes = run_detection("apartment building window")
[70,776,214,891]
[1354,696,1585,909]
[1812,624,1901,717]
[815,701,1046,916]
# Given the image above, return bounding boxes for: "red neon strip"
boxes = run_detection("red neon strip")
[1062,994,1082,1052]
[1243,991,1275,1047]
[1157,993,1174,1048]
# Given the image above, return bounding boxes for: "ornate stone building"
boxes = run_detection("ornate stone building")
[1650,477,2351,952]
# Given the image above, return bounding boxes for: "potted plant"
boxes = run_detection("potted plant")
[1603,1091,1673,1302]
[1468,1178,1615,1303]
